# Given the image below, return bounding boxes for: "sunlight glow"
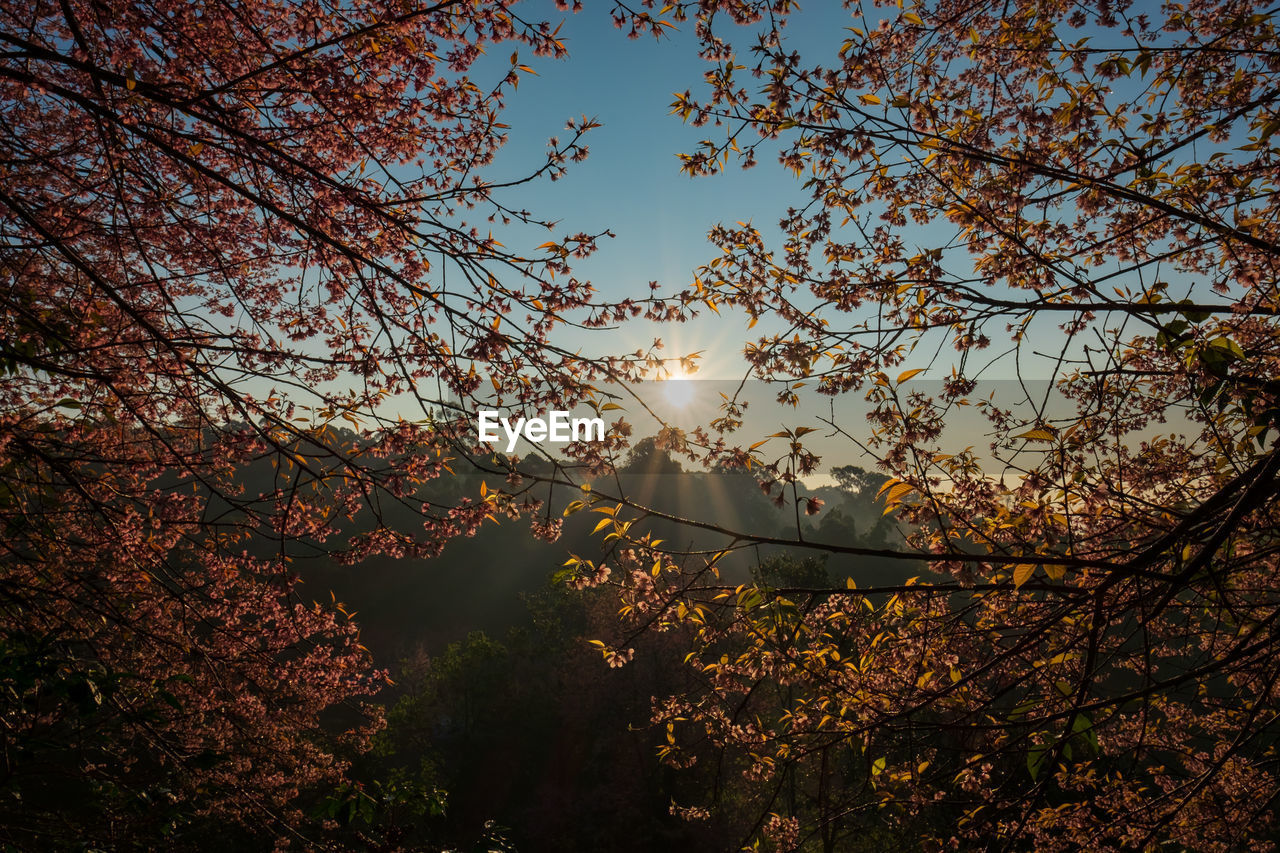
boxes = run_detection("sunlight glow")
[662,375,696,409]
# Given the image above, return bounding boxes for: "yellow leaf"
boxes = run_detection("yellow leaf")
[1043,563,1066,581]
[1013,563,1036,588]
[883,481,914,505]
[859,93,881,105]
[903,11,923,24]
[1017,428,1057,442]
[897,368,925,383]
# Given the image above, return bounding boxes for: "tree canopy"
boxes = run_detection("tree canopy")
[0,0,645,845]
[4,0,1280,850]
[576,1,1280,850]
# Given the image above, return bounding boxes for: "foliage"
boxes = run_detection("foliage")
[364,587,711,852]
[561,1,1280,850]
[622,436,687,475]
[829,466,888,506]
[751,553,829,591]
[0,0,672,844]
[8,0,1280,849]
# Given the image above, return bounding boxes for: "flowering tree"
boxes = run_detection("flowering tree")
[0,0,677,845]
[8,0,1280,848]
[567,1,1280,850]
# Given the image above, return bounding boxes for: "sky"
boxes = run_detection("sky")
[451,4,886,473]
[472,3,850,379]
[435,3,1208,480]
[470,3,1094,385]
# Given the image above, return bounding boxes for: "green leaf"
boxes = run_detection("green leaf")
[1175,300,1210,323]
[1070,714,1099,756]
[1027,743,1050,780]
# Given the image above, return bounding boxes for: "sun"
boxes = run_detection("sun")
[662,374,696,409]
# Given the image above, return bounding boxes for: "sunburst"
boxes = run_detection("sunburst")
[662,372,697,409]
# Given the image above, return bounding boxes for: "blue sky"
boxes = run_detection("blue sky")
[475,4,850,378]
[474,4,1089,386]
[440,2,1216,479]
[450,4,1083,470]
